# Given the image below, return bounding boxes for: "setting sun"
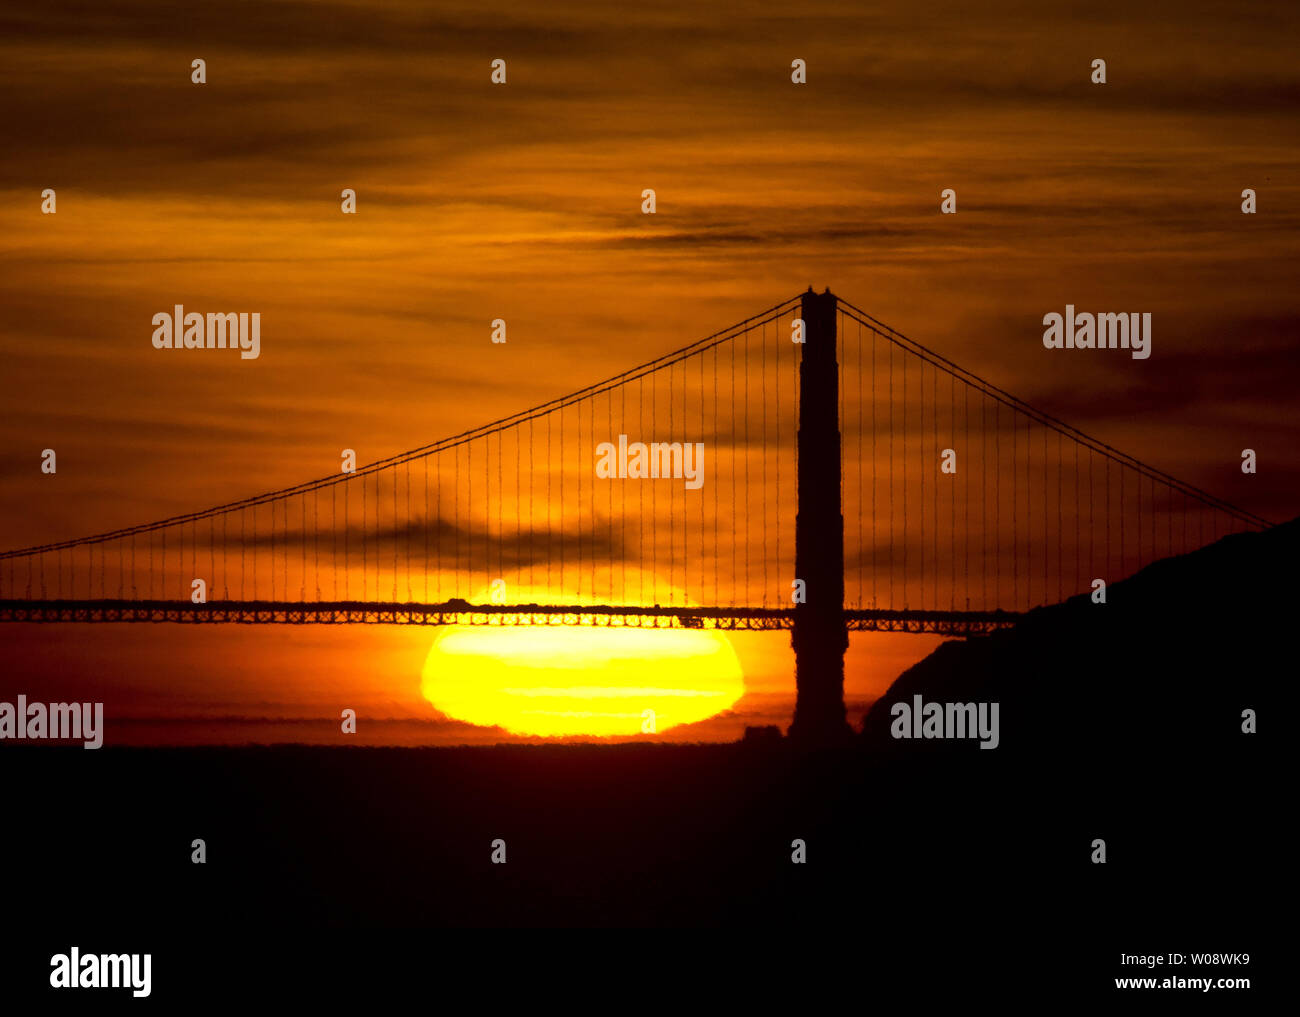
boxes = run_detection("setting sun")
[421,624,744,737]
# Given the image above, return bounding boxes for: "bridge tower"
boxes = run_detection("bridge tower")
[788,287,853,744]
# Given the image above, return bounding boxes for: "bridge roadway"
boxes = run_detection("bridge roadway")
[0,599,1022,636]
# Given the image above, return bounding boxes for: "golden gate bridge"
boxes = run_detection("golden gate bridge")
[0,288,1270,740]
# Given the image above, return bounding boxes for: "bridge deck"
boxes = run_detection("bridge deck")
[0,599,1022,636]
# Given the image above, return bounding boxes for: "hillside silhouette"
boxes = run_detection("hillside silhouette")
[860,517,1293,767]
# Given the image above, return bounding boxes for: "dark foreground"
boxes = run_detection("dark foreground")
[4,525,1286,1003]
[0,737,1274,1004]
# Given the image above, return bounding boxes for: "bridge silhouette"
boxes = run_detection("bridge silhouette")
[0,288,1270,739]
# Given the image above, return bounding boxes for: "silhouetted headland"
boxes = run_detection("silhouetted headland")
[860,516,1292,768]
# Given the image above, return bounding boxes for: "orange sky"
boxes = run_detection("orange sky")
[1,0,1296,744]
